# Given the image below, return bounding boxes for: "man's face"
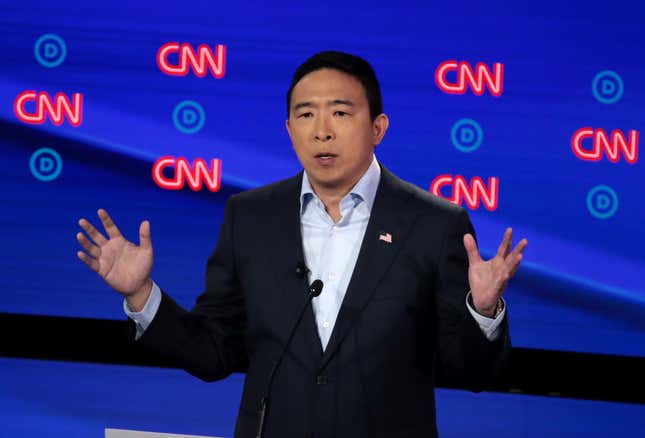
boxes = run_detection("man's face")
[286,68,388,194]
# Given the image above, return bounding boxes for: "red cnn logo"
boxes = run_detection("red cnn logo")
[430,175,499,211]
[571,127,639,164]
[157,42,226,78]
[152,156,222,192]
[14,91,83,127]
[435,61,504,97]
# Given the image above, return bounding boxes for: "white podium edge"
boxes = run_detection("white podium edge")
[105,428,222,438]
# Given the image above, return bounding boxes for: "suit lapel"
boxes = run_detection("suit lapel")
[319,166,418,369]
[266,174,324,367]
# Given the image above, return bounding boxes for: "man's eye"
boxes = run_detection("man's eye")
[298,112,313,118]
[334,111,348,117]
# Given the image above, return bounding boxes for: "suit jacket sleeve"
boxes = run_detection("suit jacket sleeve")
[128,196,249,382]
[433,208,511,392]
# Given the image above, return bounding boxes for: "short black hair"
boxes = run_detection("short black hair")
[286,51,383,121]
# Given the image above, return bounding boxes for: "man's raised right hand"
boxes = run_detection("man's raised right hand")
[76,208,154,311]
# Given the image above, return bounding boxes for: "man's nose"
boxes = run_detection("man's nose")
[314,117,334,142]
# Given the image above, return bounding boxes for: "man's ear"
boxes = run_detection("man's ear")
[285,118,292,140]
[372,113,389,146]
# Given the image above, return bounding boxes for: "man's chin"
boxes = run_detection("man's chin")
[306,171,347,191]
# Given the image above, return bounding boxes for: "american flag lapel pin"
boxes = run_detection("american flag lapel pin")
[379,232,392,244]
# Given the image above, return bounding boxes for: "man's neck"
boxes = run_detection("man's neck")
[309,169,369,223]
[309,183,350,223]
[304,156,376,223]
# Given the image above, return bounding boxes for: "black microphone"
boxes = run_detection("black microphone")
[295,261,309,278]
[256,279,323,438]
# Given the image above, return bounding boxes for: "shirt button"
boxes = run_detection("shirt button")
[322,321,330,328]
[328,272,336,281]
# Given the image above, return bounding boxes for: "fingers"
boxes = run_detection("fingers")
[98,208,123,239]
[510,238,528,259]
[506,238,528,277]
[463,233,481,266]
[78,218,108,246]
[77,250,99,273]
[76,232,101,259]
[508,255,523,278]
[496,227,512,258]
[139,220,152,250]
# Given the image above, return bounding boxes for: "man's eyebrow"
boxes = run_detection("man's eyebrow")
[292,99,355,111]
[293,101,314,111]
[329,99,355,107]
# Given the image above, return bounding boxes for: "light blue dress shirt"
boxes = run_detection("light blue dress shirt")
[125,155,505,345]
[299,155,379,349]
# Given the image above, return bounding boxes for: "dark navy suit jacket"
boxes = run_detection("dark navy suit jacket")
[132,164,511,438]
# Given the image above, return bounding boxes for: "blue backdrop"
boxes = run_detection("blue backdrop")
[1,0,644,359]
[2,1,645,437]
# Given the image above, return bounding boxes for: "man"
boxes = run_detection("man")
[77,51,527,437]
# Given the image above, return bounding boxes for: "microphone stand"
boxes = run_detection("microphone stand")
[256,279,323,438]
